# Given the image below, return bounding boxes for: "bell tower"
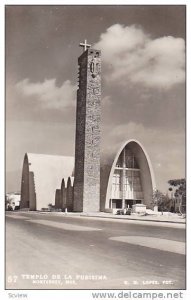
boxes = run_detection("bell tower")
[73,40,101,212]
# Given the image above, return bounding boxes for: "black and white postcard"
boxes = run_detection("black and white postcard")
[3,2,189,300]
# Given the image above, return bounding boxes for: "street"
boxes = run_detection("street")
[6,211,186,290]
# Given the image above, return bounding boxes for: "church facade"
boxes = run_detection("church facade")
[20,42,155,212]
[100,139,155,212]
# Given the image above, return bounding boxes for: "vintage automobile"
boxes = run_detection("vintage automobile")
[116,208,131,215]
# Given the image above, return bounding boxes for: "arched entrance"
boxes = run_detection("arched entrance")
[103,140,155,210]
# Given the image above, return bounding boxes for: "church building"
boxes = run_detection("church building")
[20,41,155,212]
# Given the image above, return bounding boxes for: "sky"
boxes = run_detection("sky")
[5,5,186,193]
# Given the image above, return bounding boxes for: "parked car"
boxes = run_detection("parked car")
[116,208,131,215]
[116,209,124,215]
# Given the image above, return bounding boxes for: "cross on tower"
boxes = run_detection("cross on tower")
[79,39,91,52]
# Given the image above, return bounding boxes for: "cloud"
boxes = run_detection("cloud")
[102,95,112,106]
[104,121,185,190]
[94,24,185,89]
[15,78,77,109]
[104,121,185,163]
[109,121,184,145]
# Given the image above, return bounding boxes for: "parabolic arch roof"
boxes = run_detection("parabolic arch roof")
[100,139,156,211]
[20,153,74,210]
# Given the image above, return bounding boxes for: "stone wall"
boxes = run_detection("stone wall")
[73,48,101,212]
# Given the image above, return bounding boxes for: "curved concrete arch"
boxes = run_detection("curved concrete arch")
[55,188,62,209]
[20,153,36,210]
[67,176,74,187]
[101,139,156,211]
[20,153,74,210]
[60,178,67,209]
[20,153,29,209]
[61,178,66,190]
[66,176,74,211]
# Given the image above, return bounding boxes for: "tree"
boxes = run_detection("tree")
[151,189,173,213]
[151,189,164,213]
[152,189,163,206]
[168,179,186,215]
